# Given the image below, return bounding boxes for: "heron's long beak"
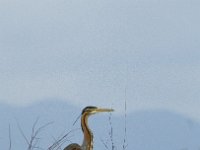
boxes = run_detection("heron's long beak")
[94,108,114,113]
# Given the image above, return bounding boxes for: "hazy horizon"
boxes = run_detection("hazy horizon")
[1,0,200,149]
[1,101,200,150]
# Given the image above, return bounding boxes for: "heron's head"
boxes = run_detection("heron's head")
[82,106,114,116]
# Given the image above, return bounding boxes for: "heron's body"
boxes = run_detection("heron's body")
[64,143,81,150]
[63,106,114,150]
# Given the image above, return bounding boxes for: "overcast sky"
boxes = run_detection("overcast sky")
[1,0,200,121]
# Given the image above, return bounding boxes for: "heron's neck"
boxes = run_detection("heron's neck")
[81,114,93,150]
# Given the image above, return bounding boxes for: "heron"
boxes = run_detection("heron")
[64,106,114,150]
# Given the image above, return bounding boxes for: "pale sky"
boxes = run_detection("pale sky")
[1,0,200,121]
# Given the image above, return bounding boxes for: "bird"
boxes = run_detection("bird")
[64,106,114,150]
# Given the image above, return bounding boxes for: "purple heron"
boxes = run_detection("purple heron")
[64,106,114,150]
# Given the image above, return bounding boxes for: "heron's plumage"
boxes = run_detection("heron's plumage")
[63,106,114,150]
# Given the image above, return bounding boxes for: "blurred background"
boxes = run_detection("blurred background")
[1,0,200,149]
